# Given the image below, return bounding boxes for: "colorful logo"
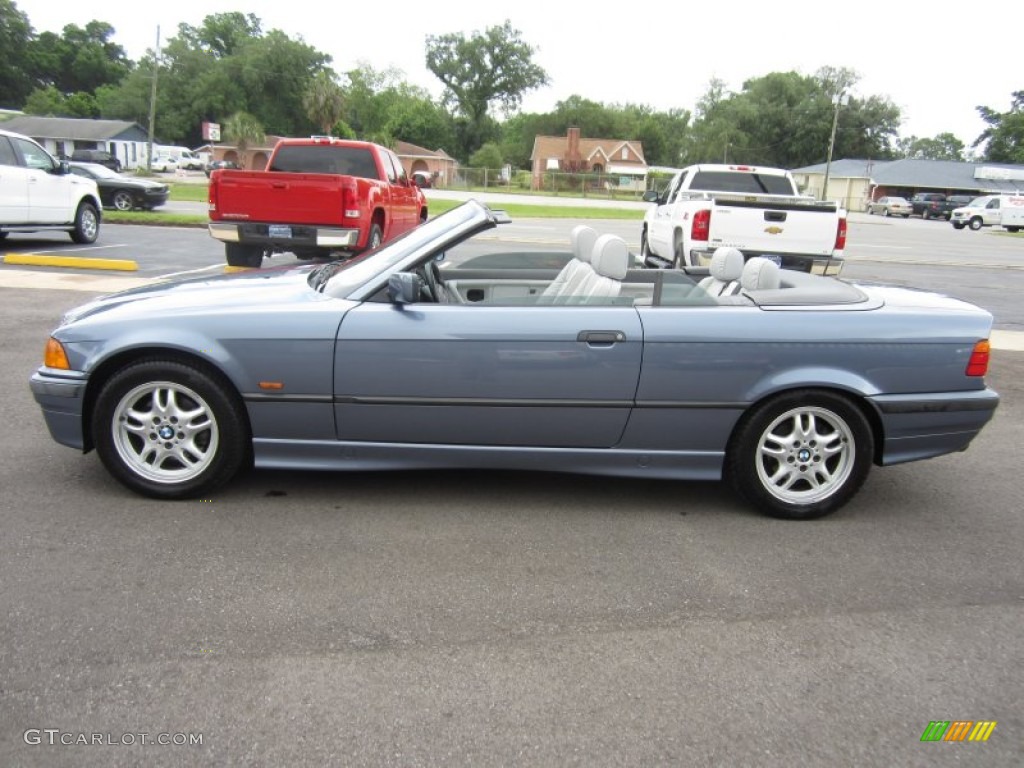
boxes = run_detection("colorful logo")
[920,721,996,742]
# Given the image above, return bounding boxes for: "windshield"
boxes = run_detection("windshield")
[270,145,379,178]
[315,204,491,297]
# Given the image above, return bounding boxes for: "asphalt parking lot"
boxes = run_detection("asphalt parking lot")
[1,219,1022,766]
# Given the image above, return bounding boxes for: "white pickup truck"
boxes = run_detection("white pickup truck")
[640,164,846,275]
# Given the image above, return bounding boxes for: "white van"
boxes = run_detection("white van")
[152,145,203,171]
[950,194,1024,232]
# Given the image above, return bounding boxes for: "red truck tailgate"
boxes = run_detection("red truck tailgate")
[212,171,350,225]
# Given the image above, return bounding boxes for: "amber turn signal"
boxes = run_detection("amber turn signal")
[965,340,990,377]
[44,337,71,370]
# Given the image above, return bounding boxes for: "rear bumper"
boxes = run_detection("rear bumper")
[208,221,361,249]
[29,369,88,450]
[870,388,1000,465]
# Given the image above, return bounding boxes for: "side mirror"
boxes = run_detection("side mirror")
[388,272,423,305]
[642,189,661,204]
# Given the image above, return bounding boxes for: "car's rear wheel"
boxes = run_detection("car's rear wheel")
[883,208,891,217]
[225,243,263,268]
[952,222,965,230]
[92,360,248,499]
[969,217,983,231]
[70,201,100,244]
[366,223,383,251]
[672,230,688,268]
[112,191,134,211]
[1006,226,1019,233]
[727,390,873,520]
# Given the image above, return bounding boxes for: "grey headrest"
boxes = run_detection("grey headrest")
[591,234,630,280]
[571,225,599,263]
[710,247,745,281]
[740,257,781,291]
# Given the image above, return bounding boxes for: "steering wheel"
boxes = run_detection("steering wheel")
[423,260,449,304]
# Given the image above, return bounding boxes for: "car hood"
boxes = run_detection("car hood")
[59,265,330,329]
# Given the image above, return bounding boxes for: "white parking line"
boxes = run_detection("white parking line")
[156,264,225,279]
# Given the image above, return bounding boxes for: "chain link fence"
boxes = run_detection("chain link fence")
[446,168,657,200]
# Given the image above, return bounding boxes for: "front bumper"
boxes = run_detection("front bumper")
[208,221,360,250]
[30,369,88,450]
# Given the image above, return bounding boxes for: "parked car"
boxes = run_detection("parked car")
[0,127,102,243]
[30,201,999,520]
[204,159,239,178]
[909,192,950,219]
[68,162,169,211]
[150,155,179,173]
[70,148,121,172]
[866,196,912,217]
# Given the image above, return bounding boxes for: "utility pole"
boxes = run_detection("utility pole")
[146,26,161,173]
[822,91,846,202]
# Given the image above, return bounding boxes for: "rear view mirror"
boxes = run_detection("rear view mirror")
[388,272,424,305]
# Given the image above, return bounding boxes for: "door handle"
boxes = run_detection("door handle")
[577,330,626,345]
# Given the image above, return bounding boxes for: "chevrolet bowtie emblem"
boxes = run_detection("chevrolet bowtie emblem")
[764,226,783,235]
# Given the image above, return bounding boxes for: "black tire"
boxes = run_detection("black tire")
[640,229,653,262]
[112,190,134,211]
[0,232,8,241]
[672,229,686,268]
[225,243,263,268]
[727,390,874,520]
[1006,226,1020,233]
[366,222,383,251]
[70,201,100,244]
[91,359,249,499]
[883,208,890,217]
[952,222,965,230]
[969,217,983,231]
[920,210,929,220]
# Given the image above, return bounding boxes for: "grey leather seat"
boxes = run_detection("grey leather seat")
[698,247,745,296]
[544,225,599,298]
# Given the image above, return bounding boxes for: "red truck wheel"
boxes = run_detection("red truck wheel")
[225,244,263,268]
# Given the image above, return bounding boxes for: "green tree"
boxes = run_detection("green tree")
[304,70,345,134]
[0,0,34,108]
[224,110,265,166]
[425,19,549,157]
[897,133,966,161]
[974,91,1024,163]
[23,84,98,117]
[468,141,503,169]
[27,21,131,95]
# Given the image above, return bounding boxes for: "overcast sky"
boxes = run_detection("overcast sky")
[22,0,1024,152]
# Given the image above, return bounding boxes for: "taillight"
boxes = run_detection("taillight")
[207,180,217,213]
[835,217,847,250]
[691,209,711,241]
[341,180,359,219]
[966,340,990,377]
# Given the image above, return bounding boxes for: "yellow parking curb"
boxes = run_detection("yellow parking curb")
[223,265,253,273]
[3,254,139,271]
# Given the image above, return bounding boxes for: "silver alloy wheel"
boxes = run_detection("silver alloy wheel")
[80,207,99,239]
[111,380,219,484]
[113,191,133,211]
[754,405,855,505]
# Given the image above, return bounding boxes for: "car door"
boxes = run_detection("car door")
[10,135,71,224]
[383,150,417,234]
[648,170,688,257]
[333,302,643,448]
[985,197,1001,225]
[0,135,30,224]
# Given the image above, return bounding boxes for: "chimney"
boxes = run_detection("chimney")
[566,126,581,166]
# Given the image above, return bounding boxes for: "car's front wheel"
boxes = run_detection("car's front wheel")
[70,201,100,244]
[727,390,873,520]
[112,191,134,211]
[92,360,249,499]
[969,217,984,231]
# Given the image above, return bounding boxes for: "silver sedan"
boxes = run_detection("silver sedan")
[867,196,912,217]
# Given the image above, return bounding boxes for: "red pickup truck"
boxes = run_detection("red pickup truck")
[207,137,428,267]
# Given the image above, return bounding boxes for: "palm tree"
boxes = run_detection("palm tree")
[224,111,266,169]
[303,71,345,135]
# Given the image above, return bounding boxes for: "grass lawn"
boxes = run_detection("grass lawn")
[104,186,644,226]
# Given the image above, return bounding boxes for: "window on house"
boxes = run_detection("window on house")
[621,148,628,160]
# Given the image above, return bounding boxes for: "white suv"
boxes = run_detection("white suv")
[0,127,102,244]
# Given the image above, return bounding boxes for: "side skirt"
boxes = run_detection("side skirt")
[253,439,724,481]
